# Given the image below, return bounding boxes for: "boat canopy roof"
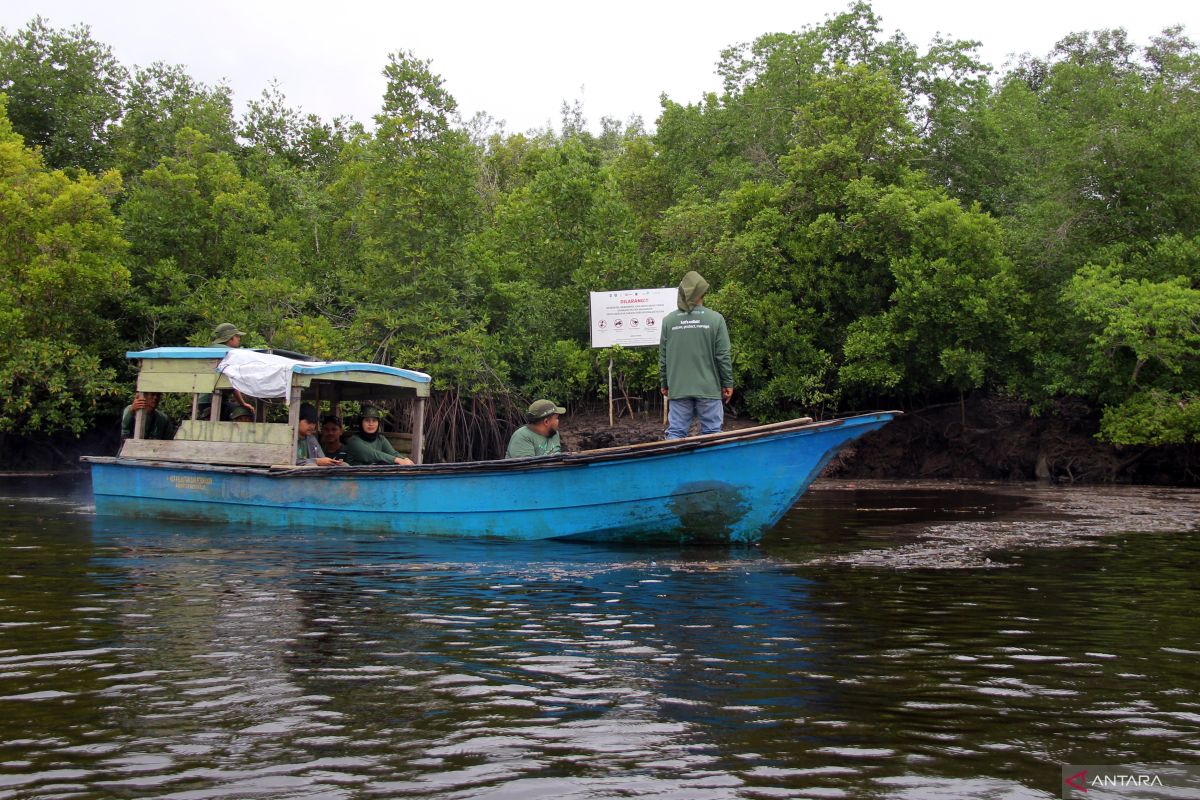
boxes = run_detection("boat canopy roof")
[127,347,432,398]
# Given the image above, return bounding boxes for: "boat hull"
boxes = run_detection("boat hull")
[89,413,896,544]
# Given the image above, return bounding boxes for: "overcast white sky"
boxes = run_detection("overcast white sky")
[3,1,1197,134]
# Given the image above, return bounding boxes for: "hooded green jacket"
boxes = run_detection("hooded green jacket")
[658,272,733,399]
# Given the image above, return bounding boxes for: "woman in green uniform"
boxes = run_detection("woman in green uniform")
[343,407,413,466]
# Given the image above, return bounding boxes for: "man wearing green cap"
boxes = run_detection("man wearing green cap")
[199,322,248,420]
[344,407,413,465]
[506,399,565,458]
[211,323,245,348]
[659,271,733,439]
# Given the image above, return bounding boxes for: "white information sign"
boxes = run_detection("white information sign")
[589,288,677,348]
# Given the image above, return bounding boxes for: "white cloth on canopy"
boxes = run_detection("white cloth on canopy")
[216,349,302,403]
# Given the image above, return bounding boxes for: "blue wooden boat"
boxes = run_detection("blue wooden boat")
[84,347,898,544]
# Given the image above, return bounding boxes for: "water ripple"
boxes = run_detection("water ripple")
[0,482,1196,798]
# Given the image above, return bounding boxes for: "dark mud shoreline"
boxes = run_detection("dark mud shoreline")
[790,479,1200,570]
[824,396,1200,485]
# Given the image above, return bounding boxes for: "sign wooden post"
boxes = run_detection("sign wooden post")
[608,356,614,428]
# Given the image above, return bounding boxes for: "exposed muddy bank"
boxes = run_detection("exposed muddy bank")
[825,395,1199,485]
[785,479,1200,570]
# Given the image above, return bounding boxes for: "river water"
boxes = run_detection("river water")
[1,478,1198,799]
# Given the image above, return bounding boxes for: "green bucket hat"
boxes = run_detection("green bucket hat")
[525,399,565,423]
[211,322,245,344]
[361,406,387,421]
[228,404,253,421]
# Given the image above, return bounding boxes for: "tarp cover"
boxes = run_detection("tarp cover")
[216,349,302,402]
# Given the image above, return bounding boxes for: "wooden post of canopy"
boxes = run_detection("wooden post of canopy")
[191,393,199,421]
[412,395,426,465]
[210,390,222,422]
[133,406,146,440]
[287,386,301,465]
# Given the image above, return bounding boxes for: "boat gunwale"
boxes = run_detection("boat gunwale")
[83,412,900,478]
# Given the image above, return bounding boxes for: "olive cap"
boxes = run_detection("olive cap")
[526,399,565,422]
[211,322,245,344]
[361,406,386,420]
[228,405,253,420]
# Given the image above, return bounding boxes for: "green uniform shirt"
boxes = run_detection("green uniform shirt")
[343,433,403,465]
[321,440,350,461]
[120,406,174,440]
[505,426,562,458]
[658,306,733,399]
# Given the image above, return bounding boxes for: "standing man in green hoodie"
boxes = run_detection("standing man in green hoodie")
[659,271,734,439]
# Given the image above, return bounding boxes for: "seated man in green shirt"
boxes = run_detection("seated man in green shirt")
[505,399,565,459]
[343,407,413,465]
[121,392,175,440]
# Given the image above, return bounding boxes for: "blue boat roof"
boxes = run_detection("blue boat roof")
[126,347,432,384]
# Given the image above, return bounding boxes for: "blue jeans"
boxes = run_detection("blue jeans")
[665,397,724,439]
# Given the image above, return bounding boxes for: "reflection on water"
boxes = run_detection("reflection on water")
[0,479,1198,799]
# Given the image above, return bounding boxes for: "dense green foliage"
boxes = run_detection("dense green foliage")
[0,97,128,434]
[1,3,1198,451]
